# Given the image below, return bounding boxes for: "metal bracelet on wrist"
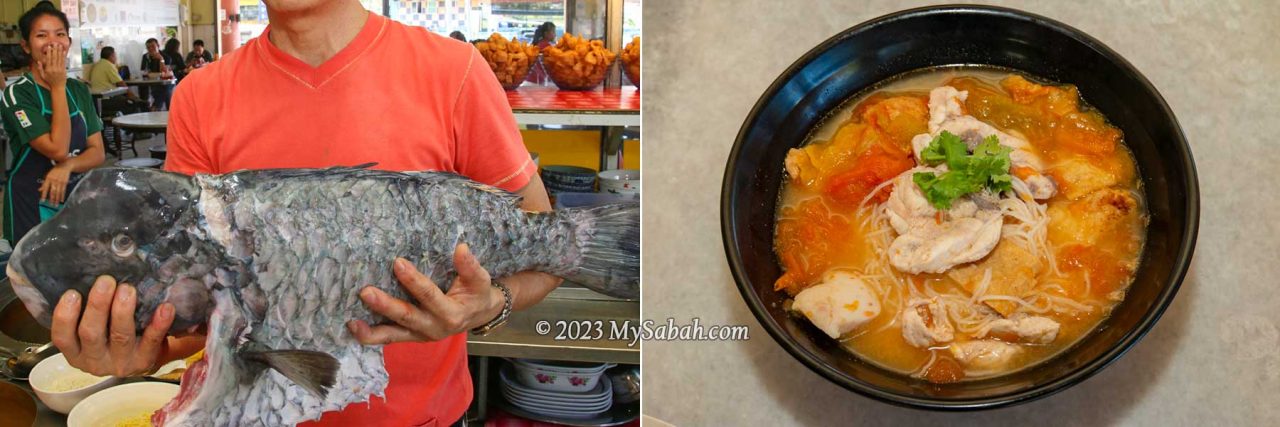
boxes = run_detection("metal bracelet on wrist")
[471,280,512,336]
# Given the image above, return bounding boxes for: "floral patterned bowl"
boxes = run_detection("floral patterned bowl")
[508,358,615,393]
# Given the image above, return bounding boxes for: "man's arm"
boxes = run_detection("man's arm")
[107,64,124,87]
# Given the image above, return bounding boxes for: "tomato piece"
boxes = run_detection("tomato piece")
[859,95,929,153]
[774,199,857,294]
[925,355,965,384]
[823,146,915,206]
[1058,244,1133,297]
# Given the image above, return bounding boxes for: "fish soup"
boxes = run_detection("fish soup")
[774,67,1147,383]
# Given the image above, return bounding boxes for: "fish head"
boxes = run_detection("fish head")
[7,167,215,334]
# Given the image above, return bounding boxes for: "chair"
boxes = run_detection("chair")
[99,103,137,159]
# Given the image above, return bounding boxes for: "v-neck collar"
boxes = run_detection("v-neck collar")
[258,12,386,90]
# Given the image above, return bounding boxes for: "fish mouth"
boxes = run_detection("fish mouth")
[7,263,52,328]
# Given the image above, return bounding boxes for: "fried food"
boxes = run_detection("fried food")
[543,33,617,89]
[620,36,640,86]
[475,33,539,89]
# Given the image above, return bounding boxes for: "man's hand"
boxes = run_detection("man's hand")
[39,163,72,205]
[50,276,176,377]
[348,243,504,344]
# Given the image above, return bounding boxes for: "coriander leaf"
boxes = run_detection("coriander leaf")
[973,135,1008,157]
[918,131,967,166]
[912,132,1016,210]
[988,173,1013,192]
[913,171,938,189]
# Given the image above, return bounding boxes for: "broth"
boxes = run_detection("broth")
[774,66,1147,382]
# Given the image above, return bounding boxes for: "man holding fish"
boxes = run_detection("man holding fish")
[39,0,572,425]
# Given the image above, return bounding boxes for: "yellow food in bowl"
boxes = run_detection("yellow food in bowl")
[114,412,153,427]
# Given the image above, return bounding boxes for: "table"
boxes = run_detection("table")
[90,87,127,98]
[506,86,640,170]
[111,112,168,131]
[112,112,168,158]
[123,78,176,87]
[89,87,127,118]
[643,1,1280,426]
[508,86,640,127]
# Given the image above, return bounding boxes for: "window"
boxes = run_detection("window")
[237,1,268,46]
[389,0,565,43]
[623,0,640,42]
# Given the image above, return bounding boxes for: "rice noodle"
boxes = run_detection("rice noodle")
[910,350,939,379]
[1002,177,1063,278]
[857,175,904,212]
[979,295,1051,313]
[1045,294,1097,313]
[969,268,993,304]
[835,164,1101,377]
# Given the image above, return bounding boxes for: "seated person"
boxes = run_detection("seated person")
[87,47,145,115]
[185,39,213,69]
[162,38,188,81]
[139,38,173,110]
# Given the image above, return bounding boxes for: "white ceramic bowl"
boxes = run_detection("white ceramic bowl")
[67,382,180,427]
[515,358,615,373]
[27,353,121,414]
[509,359,614,393]
[598,169,640,195]
[500,365,613,405]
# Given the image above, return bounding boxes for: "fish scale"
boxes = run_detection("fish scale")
[7,166,638,426]
[186,170,577,424]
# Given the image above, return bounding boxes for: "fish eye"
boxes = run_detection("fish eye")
[111,234,135,257]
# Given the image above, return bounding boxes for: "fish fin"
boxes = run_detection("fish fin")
[241,349,339,399]
[559,202,640,299]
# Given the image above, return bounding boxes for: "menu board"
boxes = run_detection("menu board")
[79,0,180,29]
[62,0,81,26]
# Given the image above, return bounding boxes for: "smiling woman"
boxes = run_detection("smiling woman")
[0,1,106,243]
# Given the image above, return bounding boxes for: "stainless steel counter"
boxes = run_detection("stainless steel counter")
[467,287,640,365]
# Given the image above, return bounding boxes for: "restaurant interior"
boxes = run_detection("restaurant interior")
[0,1,641,426]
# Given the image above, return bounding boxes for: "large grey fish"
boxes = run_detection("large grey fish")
[6,166,639,426]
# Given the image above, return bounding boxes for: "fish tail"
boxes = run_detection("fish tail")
[560,202,640,299]
[241,349,339,399]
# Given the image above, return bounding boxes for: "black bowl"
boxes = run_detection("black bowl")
[721,5,1198,410]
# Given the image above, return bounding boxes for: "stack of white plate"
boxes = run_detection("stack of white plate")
[500,363,613,420]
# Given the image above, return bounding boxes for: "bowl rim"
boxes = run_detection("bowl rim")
[29,353,115,395]
[65,381,181,427]
[720,4,1199,410]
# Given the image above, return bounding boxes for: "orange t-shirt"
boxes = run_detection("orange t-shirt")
[164,13,535,427]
